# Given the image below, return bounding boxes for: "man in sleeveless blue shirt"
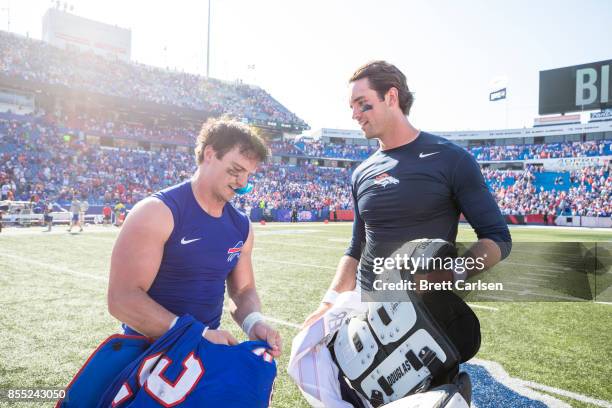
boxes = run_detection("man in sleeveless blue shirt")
[303,61,511,369]
[107,119,281,357]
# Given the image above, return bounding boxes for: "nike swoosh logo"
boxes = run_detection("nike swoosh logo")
[419,152,440,158]
[181,237,202,245]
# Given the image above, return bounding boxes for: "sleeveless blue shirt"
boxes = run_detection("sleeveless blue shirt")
[124,180,250,334]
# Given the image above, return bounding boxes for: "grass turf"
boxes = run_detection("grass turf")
[0,223,610,407]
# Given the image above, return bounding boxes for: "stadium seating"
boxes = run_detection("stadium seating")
[1,114,609,218]
[0,28,609,219]
[469,141,611,161]
[0,31,307,131]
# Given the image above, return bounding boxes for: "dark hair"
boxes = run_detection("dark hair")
[195,118,269,164]
[349,60,414,116]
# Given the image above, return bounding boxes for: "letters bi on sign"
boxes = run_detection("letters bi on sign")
[576,65,610,106]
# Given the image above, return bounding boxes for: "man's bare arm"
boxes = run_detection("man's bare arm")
[227,226,261,325]
[301,255,359,328]
[227,225,282,355]
[329,255,359,293]
[464,238,502,276]
[107,198,175,338]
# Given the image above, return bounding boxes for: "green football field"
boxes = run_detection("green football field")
[0,223,611,407]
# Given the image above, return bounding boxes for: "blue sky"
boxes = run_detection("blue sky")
[2,0,610,133]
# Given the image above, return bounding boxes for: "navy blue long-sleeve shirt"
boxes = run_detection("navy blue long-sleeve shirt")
[346,131,511,261]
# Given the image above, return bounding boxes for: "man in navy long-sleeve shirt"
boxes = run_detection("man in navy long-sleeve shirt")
[345,131,511,260]
[302,61,511,357]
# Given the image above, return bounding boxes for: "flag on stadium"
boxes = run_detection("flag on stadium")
[489,76,508,102]
[489,87,507,101]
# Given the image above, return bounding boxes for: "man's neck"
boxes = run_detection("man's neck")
[378,116,420,151]
[191,170,225,217]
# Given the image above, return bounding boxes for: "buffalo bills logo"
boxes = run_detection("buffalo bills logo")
[227,241,244,262]
[374,173,399,187]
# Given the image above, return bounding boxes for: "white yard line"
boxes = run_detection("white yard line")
[253,257,336,270]
[467,358,572,407]
[503,288,583,301]
[0,252,107,282]
[521,380,612,408]
[256,230,323,236]
[524,272,558,278]
[264,315,301,329]
[517,276,549,283]
[466,303,499,311]
[0,251,304,330]
[506,224,612,233]
[256,239,346,250]
[504,261,573,272]
[503,281,542,289]
[2,252,611,406]
[328,238,350,243]
[0,228,118,237]
[469,358,612,407]
[221,307,301,330]
[253,311,612,407]
[471,295,513,302]
[253,223,350,229]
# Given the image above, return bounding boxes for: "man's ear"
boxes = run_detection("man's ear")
[203,145,216,163]
[385,87,399,108]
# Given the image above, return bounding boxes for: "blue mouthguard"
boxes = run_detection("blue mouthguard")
[233,183,254,195]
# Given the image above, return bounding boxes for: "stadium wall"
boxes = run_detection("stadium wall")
[436,120,612,141]
[555,216,612,228]
[524,155,611,171]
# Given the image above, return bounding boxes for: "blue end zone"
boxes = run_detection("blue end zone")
[461,359,571,408]
[463,363,549,408]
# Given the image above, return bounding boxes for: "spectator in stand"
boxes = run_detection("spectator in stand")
[1,181,10,200]
[0,115,609,220]
[114,202,126,227]
[0,31,307,131]
[103,204,112,226]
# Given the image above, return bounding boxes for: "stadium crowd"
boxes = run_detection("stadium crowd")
[0,116,354,212]
[0,117,192,206]
[234,163,353,213]
[469,140,611,161]
[268,139,611,162]
[62,112,198,145]
[0,29,610,222]
[292,140,375,160]
[1,115,610,218]
[0,31,307,129]
[483,166,611,217]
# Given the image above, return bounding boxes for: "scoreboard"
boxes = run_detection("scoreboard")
[42,8,132,62]
[539,59,611,115]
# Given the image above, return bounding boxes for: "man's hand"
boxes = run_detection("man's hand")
[301,302,333,329]
[250,321,282,358]
[203,329,239,346]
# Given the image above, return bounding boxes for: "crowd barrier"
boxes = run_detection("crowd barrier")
[2,204,609,228]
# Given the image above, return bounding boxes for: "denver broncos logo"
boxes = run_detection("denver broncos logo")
[374,173,399,187]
